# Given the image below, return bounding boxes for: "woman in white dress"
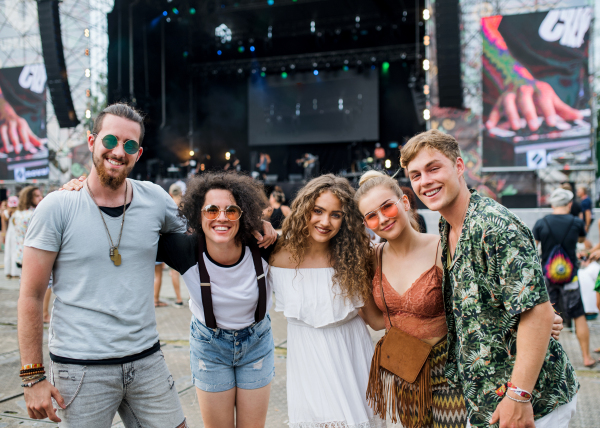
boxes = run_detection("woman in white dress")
[268,174,385,428]
[4,196,19,278]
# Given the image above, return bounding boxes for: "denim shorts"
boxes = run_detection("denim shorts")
[189,314,275,392]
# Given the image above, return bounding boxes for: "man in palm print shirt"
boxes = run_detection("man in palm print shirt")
[401,129,578,428]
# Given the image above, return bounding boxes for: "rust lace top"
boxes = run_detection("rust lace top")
[372,242,447,340]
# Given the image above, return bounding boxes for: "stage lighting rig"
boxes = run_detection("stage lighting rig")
[195,45,416,77]
[216,24,232,43]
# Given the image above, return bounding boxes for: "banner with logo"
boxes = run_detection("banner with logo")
[481,8,593,168]
[0,64,48,181]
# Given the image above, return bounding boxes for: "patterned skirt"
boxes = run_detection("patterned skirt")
[400,339,468,428]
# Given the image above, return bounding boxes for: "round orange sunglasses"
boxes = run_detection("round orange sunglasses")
[362,199,402,229]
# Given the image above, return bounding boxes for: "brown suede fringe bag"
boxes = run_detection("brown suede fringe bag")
[366,242,433,428]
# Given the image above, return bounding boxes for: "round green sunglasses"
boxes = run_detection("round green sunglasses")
[95,134,140,155]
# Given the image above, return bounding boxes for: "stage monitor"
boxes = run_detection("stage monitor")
[248,69,379,146]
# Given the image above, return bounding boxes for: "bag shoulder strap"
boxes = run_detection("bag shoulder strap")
[543,216,575,247]
[378,242,393,329]
[197,237,268,330]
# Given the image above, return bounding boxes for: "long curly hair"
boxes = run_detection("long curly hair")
[17,186,39,211]
[180,172,268,245]
[274,174,374,301]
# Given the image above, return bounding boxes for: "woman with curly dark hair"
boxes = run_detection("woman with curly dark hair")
[268,174,384,428]
[156,171,278,428]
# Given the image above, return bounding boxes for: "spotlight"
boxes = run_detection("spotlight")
[290,64,296,69]
[217,50,222,55]
[238,46,245,52]
[423,109,430,120]
[310,21,315,33]
[84,29,89,37]
[172,8,179,14]
[267,0,274,4]
[355,16,360,22]
[423,59,430,71]
[225,152,231,160]
[166,17,171,22]
[189,150,195,156]
[381,62,390,73]
[215,24,232,43]
[85,68,90,77]
[250,46,255,52]
[190,8,196,14]
[385,159,391,169]
[163,11,167,16]
[281,72,288,78]
[424,35,430,46]
[85,109,91,119]
[424,85,430,95]
[268,26,273,38]
[313,70,319,76]
[423,9,430,20]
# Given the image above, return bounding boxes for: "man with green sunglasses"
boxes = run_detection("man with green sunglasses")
[18,103,277,427]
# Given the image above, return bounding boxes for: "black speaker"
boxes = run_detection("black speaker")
[37,0,79,128]
[435,0,463,109]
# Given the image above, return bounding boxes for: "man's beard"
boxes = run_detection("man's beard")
[93,150,133,190]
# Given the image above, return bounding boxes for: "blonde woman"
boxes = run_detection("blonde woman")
[268,174,384,428]
[355,171,467,428]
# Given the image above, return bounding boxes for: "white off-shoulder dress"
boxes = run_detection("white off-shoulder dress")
[269,267,385,428]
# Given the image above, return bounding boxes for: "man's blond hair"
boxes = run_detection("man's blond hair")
[400,129,461,168]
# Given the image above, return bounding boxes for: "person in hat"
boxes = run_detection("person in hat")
[533,187,596,367]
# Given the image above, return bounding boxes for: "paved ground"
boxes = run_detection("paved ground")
[1,267,599,427]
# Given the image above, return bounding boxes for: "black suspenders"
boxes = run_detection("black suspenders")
[197,238,267,329]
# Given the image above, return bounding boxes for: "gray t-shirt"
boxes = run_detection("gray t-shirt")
[25,179,186,360]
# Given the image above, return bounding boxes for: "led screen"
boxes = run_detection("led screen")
[0,64,48,180]
[481,8,593,168]
[248,69,379,146]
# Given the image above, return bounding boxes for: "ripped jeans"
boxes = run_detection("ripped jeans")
[50,350,187,428]
[190,314,275,392]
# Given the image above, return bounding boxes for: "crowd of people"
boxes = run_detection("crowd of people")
[13,103,593,428]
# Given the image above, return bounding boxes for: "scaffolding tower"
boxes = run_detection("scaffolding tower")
[0,0,113,183]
